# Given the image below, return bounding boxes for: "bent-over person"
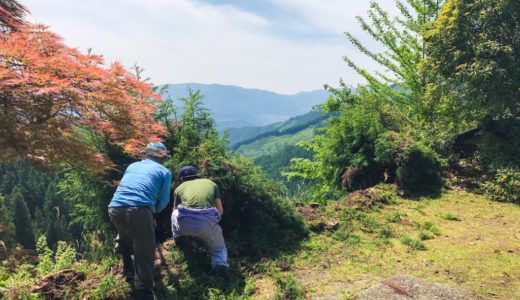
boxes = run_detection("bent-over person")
[171,165,228,272]
[108,142,171,300]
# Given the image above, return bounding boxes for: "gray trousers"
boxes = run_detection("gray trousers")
[172,210,228,268]
[108,207,155,298]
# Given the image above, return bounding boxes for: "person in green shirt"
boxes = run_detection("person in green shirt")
[171,166,228,271]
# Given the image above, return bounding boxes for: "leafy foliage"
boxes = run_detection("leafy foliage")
[0,0,27,31]
[287,87,395,196]
[57,167,117,257]
[0,195,15,247]
[344,0,443,110]
[0,23,165,170]
[426,0,520,120]
[36,236,54,274]
[288,1,461,197]
[395,142,442,195]
[288,84,441,196]
[158,90,307,258]
[483,168,520,204]
[253,144,313,195]
[36,181,73,249]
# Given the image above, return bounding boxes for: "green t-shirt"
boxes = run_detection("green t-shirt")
[173,178,221,209]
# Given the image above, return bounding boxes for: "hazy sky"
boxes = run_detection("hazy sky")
[21,0,399,94]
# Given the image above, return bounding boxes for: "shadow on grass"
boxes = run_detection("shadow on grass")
[155,234,306,299]
[401,187,443,201]
[152,195,308,299]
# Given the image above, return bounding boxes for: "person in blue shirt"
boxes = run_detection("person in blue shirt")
[108,142,171,300]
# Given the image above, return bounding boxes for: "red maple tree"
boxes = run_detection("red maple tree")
[0,0,27,31]
[0,20,166,170]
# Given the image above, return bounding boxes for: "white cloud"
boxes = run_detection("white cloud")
[21,0,398,94]
[267,0,400,34]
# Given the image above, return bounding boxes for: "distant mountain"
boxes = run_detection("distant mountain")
[160,83,329,129]
[228,110,330,149]
[233,111,330,194]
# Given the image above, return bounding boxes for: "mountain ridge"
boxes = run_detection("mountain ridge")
[228,109,330,149]
[160,83,329,129]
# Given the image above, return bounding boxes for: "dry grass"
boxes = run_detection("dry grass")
[251,277,277,299]
[284,190,520,299]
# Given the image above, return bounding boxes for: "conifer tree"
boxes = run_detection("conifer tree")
[1,170,17,195]
[10,185,36,249]
[0,195,16,248]
[42,181,72,247]
[23,167,45,215]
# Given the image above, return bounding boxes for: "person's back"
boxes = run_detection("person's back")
[110,159,171,212]
[173,178,219,209]
[171,166,228,271]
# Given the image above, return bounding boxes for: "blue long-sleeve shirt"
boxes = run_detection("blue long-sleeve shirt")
[109,159,172,213]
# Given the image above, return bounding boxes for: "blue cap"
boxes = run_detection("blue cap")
[146,142,167,151]
[178,165,198,180]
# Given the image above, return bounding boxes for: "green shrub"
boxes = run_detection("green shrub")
[36,236,53,275]
[88,274,130,300]
[375,132,442,195]
[441,213,461,221]
[155,91,308,258]
[386,212,403,223]
[274,273,305,300]
[378,225,394,239]
[477,119,520,170]
[400,235,427,250]
[1,264,39,299]
[483,168,520,204]
[375,131,411,179]
[54,241,76,270]
[395,142,442,195]
[35,236,77,274]
[217,158,307,258]
[418,221,442,236]
[286,87,395,196]
[418,231,435,240]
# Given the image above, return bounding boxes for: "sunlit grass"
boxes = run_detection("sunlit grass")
[279,190,520,299]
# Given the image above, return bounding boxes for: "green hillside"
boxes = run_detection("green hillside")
[235,126,317,160]
[227,110,328,149]
[234,120,327,195]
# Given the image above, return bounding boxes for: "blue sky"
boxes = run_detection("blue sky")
[21,0,398,94]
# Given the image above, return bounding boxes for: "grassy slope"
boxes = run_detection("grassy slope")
[4,190,519,299]
[227,110,326,148]
[252,190,520,299]
[235,126,315,160]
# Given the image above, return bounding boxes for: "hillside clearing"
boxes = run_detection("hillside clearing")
[253,190,520,299]
[236,126,316,160]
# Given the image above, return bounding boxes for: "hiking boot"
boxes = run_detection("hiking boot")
[136,287,156,300]
[212,265,229,278]
[212,265,232,289]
